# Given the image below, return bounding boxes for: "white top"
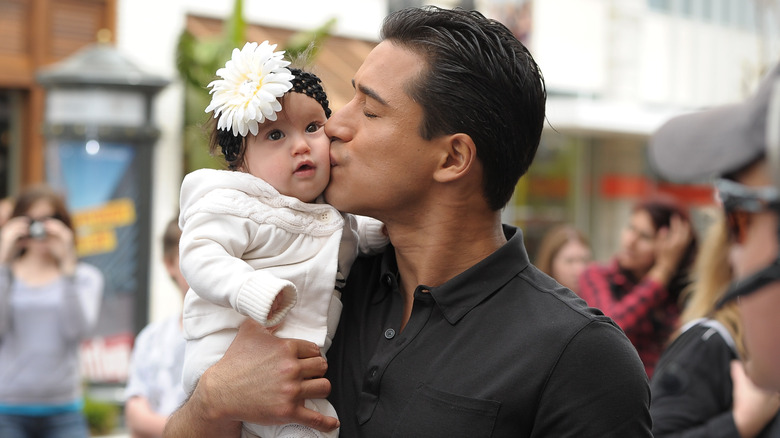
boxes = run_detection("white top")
[179,168,387,348]
[124,315,187,416]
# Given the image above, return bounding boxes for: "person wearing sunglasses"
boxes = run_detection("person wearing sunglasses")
[649,213,780,437]
[649,63,780,392]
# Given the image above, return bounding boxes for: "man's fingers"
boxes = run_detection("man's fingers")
[293,406,340,433]
[300,375,331,400]
[297,355,328,379]
[290,337,324,359]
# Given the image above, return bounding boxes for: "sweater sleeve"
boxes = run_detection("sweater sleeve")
[179,209,297,328]
[578,263,669,336]
[352,215,389,255]
[650,324,741,438]
[59,262,105,341]
[533,320,653,437]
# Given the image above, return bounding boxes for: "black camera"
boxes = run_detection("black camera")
[29,220,46,239]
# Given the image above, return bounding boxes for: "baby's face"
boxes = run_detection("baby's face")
[242,93,330,203]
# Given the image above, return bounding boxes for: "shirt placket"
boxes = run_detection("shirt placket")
[357,280,434,425]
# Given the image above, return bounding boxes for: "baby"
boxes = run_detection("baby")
[178,41,387,438]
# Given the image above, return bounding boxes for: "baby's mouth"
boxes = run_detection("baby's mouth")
[295,161,316,174]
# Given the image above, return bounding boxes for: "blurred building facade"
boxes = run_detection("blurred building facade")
[522,0,780,263]
[1,0,779,390]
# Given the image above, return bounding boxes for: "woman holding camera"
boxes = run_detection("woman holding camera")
[0,184,104,437]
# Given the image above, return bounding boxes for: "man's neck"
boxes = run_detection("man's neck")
[384,208,507,329]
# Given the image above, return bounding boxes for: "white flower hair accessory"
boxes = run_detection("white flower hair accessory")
[205,41,294,136]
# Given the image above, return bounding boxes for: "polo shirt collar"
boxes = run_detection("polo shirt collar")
[414,224,530,324]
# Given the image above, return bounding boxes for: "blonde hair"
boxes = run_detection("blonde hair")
[677,212,745,358]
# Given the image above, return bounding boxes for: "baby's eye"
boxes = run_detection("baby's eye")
[267,130,284,141]
[306,122,322,133]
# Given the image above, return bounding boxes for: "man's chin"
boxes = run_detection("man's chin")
[323,187,348,211]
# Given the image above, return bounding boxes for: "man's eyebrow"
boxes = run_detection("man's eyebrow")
[352,79,388,106]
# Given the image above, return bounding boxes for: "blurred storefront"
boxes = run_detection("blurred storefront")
[495,0,775,261]
[1,0,132,386]
[0,0,117,192]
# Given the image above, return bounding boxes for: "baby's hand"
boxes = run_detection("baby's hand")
[268,293,284,322]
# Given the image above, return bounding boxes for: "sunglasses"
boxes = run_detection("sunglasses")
[715,178,780,244]
[714,178,780,307]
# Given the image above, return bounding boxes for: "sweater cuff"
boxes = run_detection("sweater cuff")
[236,276,297,327]
[359,218,389,254]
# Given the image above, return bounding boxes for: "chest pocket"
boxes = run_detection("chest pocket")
[392,383,500,437]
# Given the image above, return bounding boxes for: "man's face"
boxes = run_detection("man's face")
[729,159,780,390]
[324,41,441,220]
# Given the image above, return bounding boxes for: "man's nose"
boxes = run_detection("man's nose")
[324,104,351,143]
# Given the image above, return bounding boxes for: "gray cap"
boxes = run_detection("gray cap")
[648,64,779,183]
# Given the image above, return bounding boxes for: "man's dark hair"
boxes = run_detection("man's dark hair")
[381,6,546,211]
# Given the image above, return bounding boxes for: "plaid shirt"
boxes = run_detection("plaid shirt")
[578,259,680,378]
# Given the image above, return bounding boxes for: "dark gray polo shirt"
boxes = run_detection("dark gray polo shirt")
[327,225,652,437]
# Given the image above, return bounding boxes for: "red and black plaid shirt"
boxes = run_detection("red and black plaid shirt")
[578,259,680,378]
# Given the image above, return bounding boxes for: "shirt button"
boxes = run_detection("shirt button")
[318,212,330,221]
[384,328,396,339]
[369,367,378,378]
[383,274,393,286]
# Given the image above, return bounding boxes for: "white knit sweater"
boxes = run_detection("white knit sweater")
[178,168,386,394]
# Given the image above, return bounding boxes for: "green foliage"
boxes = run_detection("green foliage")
[83,397,118,436]
[175,0,336,174]
[285,17,337,62]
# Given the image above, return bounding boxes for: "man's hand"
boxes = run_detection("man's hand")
[732,360,780,438]
[164,320,339,437]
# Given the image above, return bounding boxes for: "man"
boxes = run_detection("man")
[124,218,188,437]
[165,6,652,437]
[649,63,780,391]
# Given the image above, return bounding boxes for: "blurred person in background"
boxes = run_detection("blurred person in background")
[535,224,591,294]
[124,217,188,438]
[0,197,15,228]
[650,213,780,437]
[649,63,780,391]
[0,184,104,438]
[579,195,698,378]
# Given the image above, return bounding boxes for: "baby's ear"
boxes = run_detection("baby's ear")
[433,133,476,183]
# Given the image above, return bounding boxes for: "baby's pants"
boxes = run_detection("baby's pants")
[241,398,339,438]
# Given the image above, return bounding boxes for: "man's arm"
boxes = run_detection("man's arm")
[163,320,339,437]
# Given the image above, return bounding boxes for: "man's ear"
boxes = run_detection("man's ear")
[434,133,476,183]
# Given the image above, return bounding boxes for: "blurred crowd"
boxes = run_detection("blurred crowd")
[534,62,780,434]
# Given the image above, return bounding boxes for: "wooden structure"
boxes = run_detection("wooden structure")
[186,15,377,112]
[0,0,117,188]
